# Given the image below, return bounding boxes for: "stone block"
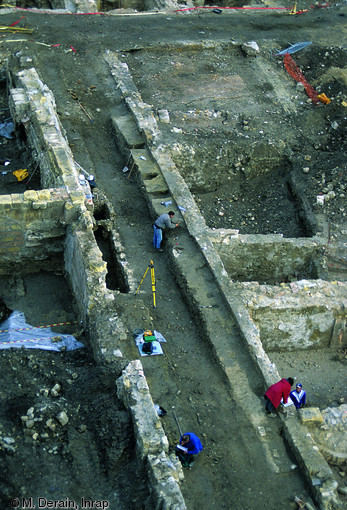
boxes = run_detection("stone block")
[32,201,47,210]
[10,194,25,205]
[111,115,145,150]
[299,407,324,426]
[9,88,28,122]
[37,190,51,201]
[0,195,12,209]
[23,190,38,202]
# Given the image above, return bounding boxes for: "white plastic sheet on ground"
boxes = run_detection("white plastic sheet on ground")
[134,329,167,357]
[0,311,84,351]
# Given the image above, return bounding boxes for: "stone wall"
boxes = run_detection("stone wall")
[104,49,344,508]
[1,59,186,509]
[116,360,186,510]
[235,280,347,350]
[64,224,107,315]
[209,229,325,283]
[9,67,82,193]
[1,65,91,275]
[0,189,68,275]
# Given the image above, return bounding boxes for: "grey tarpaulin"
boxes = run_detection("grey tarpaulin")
[0,311,84,351]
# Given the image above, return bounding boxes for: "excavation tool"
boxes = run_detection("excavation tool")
[126,161,135,181]
[121,155,135,182]
[135,260,156,308]
[67,89,93,124]
[0,24,34,34]
[79,103,93,124]
[173,410,182,437]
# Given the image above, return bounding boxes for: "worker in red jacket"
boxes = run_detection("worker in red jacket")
[264,377,294,414]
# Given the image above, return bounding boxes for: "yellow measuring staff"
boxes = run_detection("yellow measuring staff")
[151,260,156,309]
[135,260,156,308]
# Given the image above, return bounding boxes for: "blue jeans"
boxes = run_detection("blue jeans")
[153,225,162,249]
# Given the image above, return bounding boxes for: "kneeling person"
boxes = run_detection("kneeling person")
[176,432,203,467]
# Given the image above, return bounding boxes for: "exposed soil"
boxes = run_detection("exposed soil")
[0,274,150,509]
[0,4,346,510]
[121,19,346,239]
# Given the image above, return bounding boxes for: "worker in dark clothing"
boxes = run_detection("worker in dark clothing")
[153,211,179,252]
[176,432,203,467]
[87,175,96,190]
[264,377,294,414]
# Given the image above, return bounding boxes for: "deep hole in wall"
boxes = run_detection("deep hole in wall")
[93,202,110,222]
[94,226,129,293]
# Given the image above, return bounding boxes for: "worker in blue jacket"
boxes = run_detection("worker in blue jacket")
[176,432,203,467]
[290,383,306,409]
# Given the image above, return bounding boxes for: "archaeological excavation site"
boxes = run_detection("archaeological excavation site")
[0,0,346,509]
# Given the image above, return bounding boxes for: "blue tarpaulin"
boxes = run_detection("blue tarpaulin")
[276,41,312,56]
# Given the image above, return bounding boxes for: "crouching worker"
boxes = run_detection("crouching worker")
[153,211,179,252]
[176,432,203,468]
[264,377,294,415]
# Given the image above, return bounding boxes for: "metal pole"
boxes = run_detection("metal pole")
[173,411,182,437]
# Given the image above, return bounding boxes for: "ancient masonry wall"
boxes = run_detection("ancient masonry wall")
[233,279,347,351]
[105,50,343,509]
[1,53,344,510]
[211,231,324,282]
[106,48,347,353]
[0,189,69,275]
[2,64,186,508]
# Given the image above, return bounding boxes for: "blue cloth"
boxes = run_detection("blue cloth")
[290,389,306,409]
[276,41,312,56]
[153,224,162,249]
[180,432,203,455]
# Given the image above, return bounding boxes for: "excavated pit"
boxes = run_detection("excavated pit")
[122,42,346,240]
